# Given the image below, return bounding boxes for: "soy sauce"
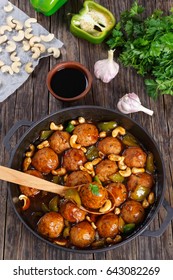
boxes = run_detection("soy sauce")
[50,68,88,98]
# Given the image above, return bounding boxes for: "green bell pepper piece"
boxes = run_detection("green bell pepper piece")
[30,0,68,16]
[70,1,116,44]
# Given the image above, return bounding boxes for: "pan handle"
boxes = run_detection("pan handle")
[3,120,33,154]
[141,199,173,237]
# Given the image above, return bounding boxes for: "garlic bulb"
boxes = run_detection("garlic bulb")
[117,93,154,116]
[94,50,119,83]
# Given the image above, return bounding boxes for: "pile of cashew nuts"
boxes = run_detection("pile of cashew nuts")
[0,1,60,77]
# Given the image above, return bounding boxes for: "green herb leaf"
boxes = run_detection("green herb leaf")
[89,183,100,196]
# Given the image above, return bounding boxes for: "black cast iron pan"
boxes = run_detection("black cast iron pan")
[3,106,173,253]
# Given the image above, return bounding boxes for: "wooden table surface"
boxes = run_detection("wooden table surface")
[0,0,173,260]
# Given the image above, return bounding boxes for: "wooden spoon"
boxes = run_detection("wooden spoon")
[0,165,115,214]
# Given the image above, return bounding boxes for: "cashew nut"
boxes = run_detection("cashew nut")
[91,157,102,165]
[78,117,86,123]
[22,40,31,52]
[25,18,37,28]
[50,122,63,131]
[70,120,79,125]
[29,36,41,47]
[131,167,145,174]
[25,62,34,74]
[0,25,12,35]
[112,126,126,138]
[12,19,23,31]
[70,135,81,149]
[84,162,94,172]
[25,144,35,157]
[79,165,95,176]
[37,140,50,149]
[23,157,31,171]
[10,52,20,62]
[52,167,67,176]
[19,194,30,211]
[5,40,16,52]
[47,47,60,58]
[147,192,155,204]
[119,167,132,177]
[6,16,16,28]
[11,61,22,73]
[24,28,34,40]
[108,154,122,161]
[4,2,14,13]
[99,131,107,138]
[1,65,13,75]
[114,207,121,215]
[31,47,41,60]
[118,156,127,170]
[99,200,112,213]
[142,198,150,208]
[12,30,25,42]
[40,33,54,42]
[0,35,7,44]
[34,43,46,53]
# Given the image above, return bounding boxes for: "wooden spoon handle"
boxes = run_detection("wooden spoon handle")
[0,166,70,195]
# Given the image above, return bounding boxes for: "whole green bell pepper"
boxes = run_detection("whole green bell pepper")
[30,0,68,16]
[70,1,116,44]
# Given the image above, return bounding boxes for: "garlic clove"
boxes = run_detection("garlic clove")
[117,93,154,116]
[94,50,119,83]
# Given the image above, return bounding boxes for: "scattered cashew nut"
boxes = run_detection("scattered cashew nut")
[25,62,34,74]
[1,65,13,75]
[4,2,14,13]
[5,40,16,52]
[13,30,25,42]
[6,16,16,28]
[31,47,41,60]
[29,36,41,47]
[24,28,34,40]
[10,52,20,62]
[25,18,37,28]
[0,25,12,35]
[40,33,54,42]
[22,40,31,51]
[34,43,46,53]
[12,19,23,31]
[37,140,50,149]
[47,47,60,58]
[11,61,22,74]
[131,167,145,174]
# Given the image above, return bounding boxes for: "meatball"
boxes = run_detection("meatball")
[37,212,64,238]
[95,159,118,182]
[121,200,145,224]
[32,147,59,174]
[73,123,99,146]
[49,131,70,154]
[66,170,92,186]
[106,182,128,207]
[60,201,86,223]
[98,136,122,155]
[127,172,154,191]
[123,147,147,168]
[19,169,43,197]
[96,213,119,238]
[62,148,87,171]
[79,182,108,209]
[70,221,95,248]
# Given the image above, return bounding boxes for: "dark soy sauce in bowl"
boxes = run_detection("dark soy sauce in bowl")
[46,61,93,102]
[50,68,87,99]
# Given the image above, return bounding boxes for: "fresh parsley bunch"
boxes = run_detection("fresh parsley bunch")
[107,1,173,99]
